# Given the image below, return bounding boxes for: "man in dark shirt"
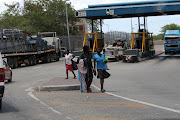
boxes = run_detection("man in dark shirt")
[80,46,93,93]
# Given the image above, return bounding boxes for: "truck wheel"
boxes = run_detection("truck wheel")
[8,73,12,82]
[0,99,2,110]
[32,56,37,65]
[42,54,48,63]
[13,57,18,68]
[8,57,14,69]
[47,54,50,63]
[56,54,60,61]
[49,54,54,62]
[26,56,33,66]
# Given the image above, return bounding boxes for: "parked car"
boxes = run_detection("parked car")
[60,47,67,57]
[0,53,5,109]
[3,60,12,82]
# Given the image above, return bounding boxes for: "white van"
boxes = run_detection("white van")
[0,52,5,109]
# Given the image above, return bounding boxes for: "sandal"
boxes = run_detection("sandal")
[101,89,106,93]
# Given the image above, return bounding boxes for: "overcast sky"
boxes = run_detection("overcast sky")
[1,0,180,35]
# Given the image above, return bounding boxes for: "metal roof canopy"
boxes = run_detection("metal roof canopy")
[76,0,180,19]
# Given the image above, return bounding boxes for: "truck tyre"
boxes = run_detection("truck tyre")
[8,73,12,82]
[33,56,37,65]
[50,54,53,62]
[8,57,14,69]
[26,56,32,66]
[56,54,60,61]
[0,99,2,110]
[42,54,48,63]
[47,54,50,63]
[30,57,33,66]
[13,57,18,68]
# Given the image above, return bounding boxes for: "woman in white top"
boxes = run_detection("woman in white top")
[65,50,76,79]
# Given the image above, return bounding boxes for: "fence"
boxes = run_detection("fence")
[59,31,131,51]
[59,35,84,51]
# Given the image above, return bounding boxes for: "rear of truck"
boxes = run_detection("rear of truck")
[104,47,120,61]
[164,30,180,54]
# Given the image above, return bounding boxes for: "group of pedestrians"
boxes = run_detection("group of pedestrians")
[65,46,110,93]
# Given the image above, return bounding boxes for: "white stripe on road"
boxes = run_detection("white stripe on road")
[32,66,42,69]
[92,84,180,114]
[26,88,72,118]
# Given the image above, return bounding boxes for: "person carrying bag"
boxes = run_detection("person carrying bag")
[93,48,110,93]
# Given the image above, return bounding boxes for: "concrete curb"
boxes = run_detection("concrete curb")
[38,84,80,91]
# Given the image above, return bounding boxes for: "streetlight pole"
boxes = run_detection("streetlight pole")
[65,0,71,52]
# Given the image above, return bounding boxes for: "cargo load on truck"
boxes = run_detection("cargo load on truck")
[0,29,61,68]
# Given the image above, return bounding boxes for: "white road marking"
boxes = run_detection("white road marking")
[91,84,180,114]
[26,87,73,119]
[26,87,62,116]
[25,87,34,92]
[32,66,42,69]
[66,117,73,120]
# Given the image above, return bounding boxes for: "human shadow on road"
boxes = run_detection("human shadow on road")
[0,101,19,113]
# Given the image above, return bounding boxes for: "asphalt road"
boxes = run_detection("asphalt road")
[1,56,180,120]
[0,60,75,120]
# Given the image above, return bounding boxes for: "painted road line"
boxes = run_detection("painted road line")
[92,84,180,114]
[26,87,73,120]
[32,66,42,69]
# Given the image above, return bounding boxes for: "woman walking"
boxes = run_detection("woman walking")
[65,50,76,79]
[79,46,93,93]
[93,48,110,92]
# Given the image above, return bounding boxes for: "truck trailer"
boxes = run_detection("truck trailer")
[164,30,180,54]
[0,29,61,68]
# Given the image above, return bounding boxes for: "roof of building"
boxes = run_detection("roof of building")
[76,0,180,19]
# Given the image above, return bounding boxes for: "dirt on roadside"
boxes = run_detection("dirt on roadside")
[153,40,164,45]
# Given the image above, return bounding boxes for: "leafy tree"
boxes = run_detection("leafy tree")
[161,23,180,34]
[153,34,164,40]
[0,2,23,29]
[0,0,79,35]
[86,19,103,32]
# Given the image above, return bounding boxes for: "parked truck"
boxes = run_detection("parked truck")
[164,30,180,54]
[0,29,61,68]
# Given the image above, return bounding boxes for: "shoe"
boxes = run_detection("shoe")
[101,89,106,93]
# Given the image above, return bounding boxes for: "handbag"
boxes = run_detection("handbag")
[71,60,78,70]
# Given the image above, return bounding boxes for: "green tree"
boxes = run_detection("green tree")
[153,34,164,40]
[0,0,79,35]
[0,2,23,29]
[86,19,103,32]
[161,23,180,34]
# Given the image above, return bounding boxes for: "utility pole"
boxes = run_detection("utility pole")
[65,0,71,51]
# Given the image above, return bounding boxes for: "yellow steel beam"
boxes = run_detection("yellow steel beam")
[131,34,135,49]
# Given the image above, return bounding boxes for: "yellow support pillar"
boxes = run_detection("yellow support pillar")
[142,33,146,52]
[131,34,135,49]
[83,33,87,47]
[93,33,98,52]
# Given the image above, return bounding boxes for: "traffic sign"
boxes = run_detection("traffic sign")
[158,8,161,12]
